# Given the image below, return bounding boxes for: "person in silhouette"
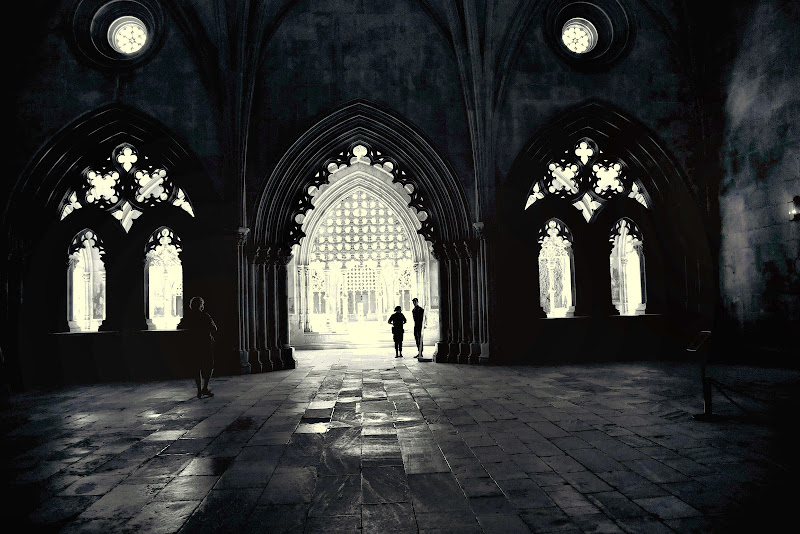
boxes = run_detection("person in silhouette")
[388,305,407,358]
[411,298,425,358]
[181,296,218,398]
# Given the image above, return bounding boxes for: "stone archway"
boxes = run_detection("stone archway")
[286,144,441,348]
[248,101,484,371]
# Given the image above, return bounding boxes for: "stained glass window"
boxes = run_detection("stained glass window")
[538,219,576,318]
[145,227,183,330]
[67,230,106,332]
[609,219,646,316]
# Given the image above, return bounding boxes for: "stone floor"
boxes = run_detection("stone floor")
[2,348,799,533]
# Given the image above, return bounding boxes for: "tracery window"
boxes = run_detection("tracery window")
[144,227,183,330]
[59,143,195,232]
[609,219,646,316]
[311,189,412,266]
[538,219,576,318]
[67,230,106,332]
[525,137,650,222]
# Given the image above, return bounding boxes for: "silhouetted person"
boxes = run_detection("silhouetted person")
[181,296,217,398]
[388,305,407,358]
[412,298,425,358]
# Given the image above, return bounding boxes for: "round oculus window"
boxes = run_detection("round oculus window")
[561,18,598,54]
[108,16,148,55]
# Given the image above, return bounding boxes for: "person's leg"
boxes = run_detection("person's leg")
[201,367,214,396]
[194,373,202,398]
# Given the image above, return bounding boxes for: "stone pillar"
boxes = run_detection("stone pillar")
[251,247,274,371]
[232,227,251,374]
[465,239,481,363]
[300,265,311,332]
[66,257,79,332]
[473,222,493,363]
[247,247,266,373]
[445,243,461,362]
[455,242,471,363]
[432,243,450,362]
[277,248,296,369]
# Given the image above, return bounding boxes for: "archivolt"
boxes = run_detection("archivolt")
[250,100,471,249]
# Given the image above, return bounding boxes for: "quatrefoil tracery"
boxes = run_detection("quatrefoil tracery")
[59,143,195,232]
[525,137,650,222]
[287,142,435,247]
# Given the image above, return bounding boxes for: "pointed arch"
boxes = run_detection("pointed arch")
[501,99,715,359]
[4,103,218,242]
[251,100,472,249]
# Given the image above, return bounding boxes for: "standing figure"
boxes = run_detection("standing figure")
[181,296,218,398]
[388,305,407,358]
[411,297,425,358]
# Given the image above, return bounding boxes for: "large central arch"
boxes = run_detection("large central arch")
[287,156,441,347]
[248,100,479,370]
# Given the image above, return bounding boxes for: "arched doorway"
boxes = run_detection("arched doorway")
[286,145,440,348]
[248,101,479,371]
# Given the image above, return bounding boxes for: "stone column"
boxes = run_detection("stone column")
[432,243,450,362]
[232,227,251,374]
[300,265,311,332]
[277,248,296,369]
[473,222,492,363]
[247,247,266,373]
[455,241,471,363]
[446,243,461,363]
[464,239,481,364]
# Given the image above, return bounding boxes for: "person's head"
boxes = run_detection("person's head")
[190,296,205,311]
[394,306,402,312]
[412,298,418,306]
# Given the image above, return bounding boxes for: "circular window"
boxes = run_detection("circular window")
[70,0,165,70]
[544,0,634,70]
[561,18,598,54]
[108,16,148,55]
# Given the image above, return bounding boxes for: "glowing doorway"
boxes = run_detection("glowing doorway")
[287,145,440,348]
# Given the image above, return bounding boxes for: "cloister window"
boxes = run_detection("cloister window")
[525,137,650,219]
[67,230,106,332]
[144,227,183,330]
[538,219,576,318]
[609,219,646,316]
[59,143,195,232]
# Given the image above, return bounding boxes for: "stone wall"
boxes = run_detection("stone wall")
[718,0,800,355]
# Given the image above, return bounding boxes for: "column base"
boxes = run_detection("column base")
[456,343,471,364]
[238,349,252,374]
[268,348,283,371]
[479,343,492,364]
[248,349,263,373]
[448,343,461,363]
[280,347,296,369]
[469,342,481,364]
[433,342,449,362]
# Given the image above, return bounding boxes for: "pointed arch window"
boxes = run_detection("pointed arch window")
[609,219,646,316]
[145,227,183,330]
[538,219,576,318]
[524,137,651,221]
[67,230,106,332]
[59,143,195,232]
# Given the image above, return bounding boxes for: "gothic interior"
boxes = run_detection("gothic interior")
[4,0,799,389]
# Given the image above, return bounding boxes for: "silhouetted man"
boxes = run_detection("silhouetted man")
[412,297,425,358]
[181,296,218,398]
